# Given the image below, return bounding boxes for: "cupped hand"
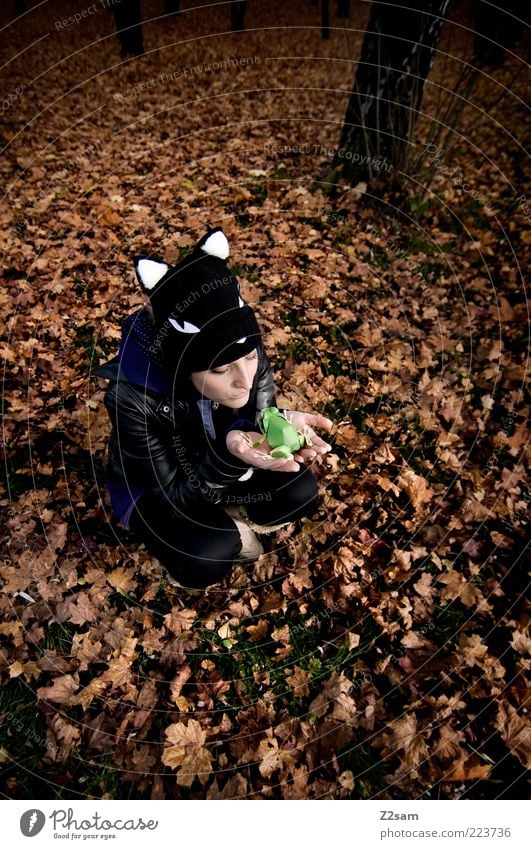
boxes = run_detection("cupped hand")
[226,430,301,472]
[282,410,333,462]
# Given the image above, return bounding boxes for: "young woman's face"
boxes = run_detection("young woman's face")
[190,349,259,408]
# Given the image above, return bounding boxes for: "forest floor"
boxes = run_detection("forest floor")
[0,0,529,800]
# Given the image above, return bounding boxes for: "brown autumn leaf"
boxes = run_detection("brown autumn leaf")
[49,714,81,759]
[413,571,434,601]
[445,755,493,782]
[71,632,104,671]
[504,421,528,454]
[46,521,68,552]
[162,719,212,787]
[8,661,25,678]
[257,735,298,779]
[206,773,248,800]
[438,568,484,608]
[1,4,528,803]
[169,666,192,703]
[374,713,429,769]
[434,723,466,761]
[245,619,269,642]
[308,672,353,719]
[390,716,430,772]
[494,702,531,769]
[510,630,531,657]
[71,678,109,711]
[281,765,311,800]
[163,607,197,637]
[455,633,488,666]
[97,207,121,227]
[285,666,311,697]
[56,590,100,625]
[106,567,138,594]
[37,674,79,706]
[462,496,492,523]
[102,637,138,689]
[282,566,313,594]
[396,468,436,513]
[334,545,363,577]
[455,634,506,681]
[271,623,293,660]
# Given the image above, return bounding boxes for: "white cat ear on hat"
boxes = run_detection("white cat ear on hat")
[134,228,229,293]
[197,227,229,260]
[134,257,169,292]
[197,227,244,306]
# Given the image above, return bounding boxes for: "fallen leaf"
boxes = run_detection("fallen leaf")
[162,719,212,787]
[37,674,79,705]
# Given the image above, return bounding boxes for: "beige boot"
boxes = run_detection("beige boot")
[224,506,264,561]
[234,517,264,560]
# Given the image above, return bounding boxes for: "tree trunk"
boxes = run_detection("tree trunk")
[231,1,248,32]
[112,0,144,58]
[336,0,350,18]
[321,0,330,39]
[473,0,527,67]
[331,0,450,184]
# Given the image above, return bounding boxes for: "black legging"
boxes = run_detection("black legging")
[128,466,318,589]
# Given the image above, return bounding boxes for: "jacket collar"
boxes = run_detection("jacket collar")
[116,308,173,395]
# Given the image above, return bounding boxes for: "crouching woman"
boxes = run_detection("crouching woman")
[92,227,331,589]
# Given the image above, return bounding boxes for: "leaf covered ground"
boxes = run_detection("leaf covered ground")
[0,0,529,800]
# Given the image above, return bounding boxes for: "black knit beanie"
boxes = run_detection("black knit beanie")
[134,227,261,375]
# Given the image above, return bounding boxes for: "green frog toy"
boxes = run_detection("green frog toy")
[253,407,312,461]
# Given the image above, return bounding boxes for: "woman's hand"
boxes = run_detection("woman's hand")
[226,411,333,471]
[226,430,301,472]
[282,410,333,462]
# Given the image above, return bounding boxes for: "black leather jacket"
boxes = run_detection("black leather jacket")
[92,342,276,516]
